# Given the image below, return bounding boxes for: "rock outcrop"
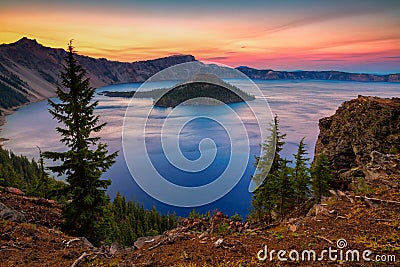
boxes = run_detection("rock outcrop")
[314,95,400,188]
[365,151,400,180]
[0,202,26,222]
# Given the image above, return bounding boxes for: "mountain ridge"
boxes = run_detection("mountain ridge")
[1,37,399,128]
[0,37,196,126]
[237,66,400,83]
[2,37,399,105]
[0,37,196,99]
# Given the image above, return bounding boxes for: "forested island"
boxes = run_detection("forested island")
[99,74,255,107]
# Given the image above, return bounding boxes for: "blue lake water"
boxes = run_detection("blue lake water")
[2,80,399,217]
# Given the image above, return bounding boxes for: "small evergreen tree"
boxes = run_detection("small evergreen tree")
[251,115,286,222]
[311,154,333,203]
[30,147,48,197]
[230,212,243,222]
[292,138,311,204]
[43,41,117,245]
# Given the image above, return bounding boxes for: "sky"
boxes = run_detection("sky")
[1,0,400,73]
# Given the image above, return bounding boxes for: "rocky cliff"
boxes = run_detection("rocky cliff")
[314,95,400,189]
[0,37,195,103]
[237,66,400,82]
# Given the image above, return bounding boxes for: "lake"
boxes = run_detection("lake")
[2,80,399,217]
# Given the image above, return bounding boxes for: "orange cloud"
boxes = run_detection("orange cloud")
[0,3,399,73]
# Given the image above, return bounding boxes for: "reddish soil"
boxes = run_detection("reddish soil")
[0,175,399,266]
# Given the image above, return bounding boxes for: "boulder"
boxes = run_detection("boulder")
[0,202,26,222]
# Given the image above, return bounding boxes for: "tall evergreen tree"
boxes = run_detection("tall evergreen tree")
[275,158,294,217]
[311,154,333,203]
[292,138,311,204]
[43,41,117,244]
[251,115,286,222]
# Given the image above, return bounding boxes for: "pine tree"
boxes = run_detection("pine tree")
[43,41,117,244]
[251,115,286,222]
[31,147,48,197]
[113,192,127,220]
[311,154,333,203]
[292,138,311,204]
[275,158,294,217]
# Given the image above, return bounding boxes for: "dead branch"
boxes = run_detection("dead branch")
[69,250,113,267]
[248,220,282,232]
[0,248,20,251]
[1,243,24,250]
[316,235,334,245]
[9,243,24,250]
[366,197,400,205]
[355,196,400,206]
[148,241,161,251]
[148,236,176,251]
[64,237,81,247]
[71,252,91,267]
[370,218,393,222]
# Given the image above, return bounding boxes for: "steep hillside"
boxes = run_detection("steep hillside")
[314,95,400,189]
[1,176,399,266]
[0,37,195,111]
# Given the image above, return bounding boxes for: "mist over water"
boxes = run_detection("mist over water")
[2,80,399,216]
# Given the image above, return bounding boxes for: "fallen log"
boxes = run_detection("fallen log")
[355,196,400,206]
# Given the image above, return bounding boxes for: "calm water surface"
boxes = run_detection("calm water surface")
[2,80,399,216]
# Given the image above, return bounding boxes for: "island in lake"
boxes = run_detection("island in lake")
[99,73,255,107]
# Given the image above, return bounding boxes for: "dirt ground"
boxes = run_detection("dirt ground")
[0,175,399,266]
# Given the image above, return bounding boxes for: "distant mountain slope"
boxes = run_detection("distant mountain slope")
[1,37,399,120]
[236,66,400,82]
[0,37,196,110]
